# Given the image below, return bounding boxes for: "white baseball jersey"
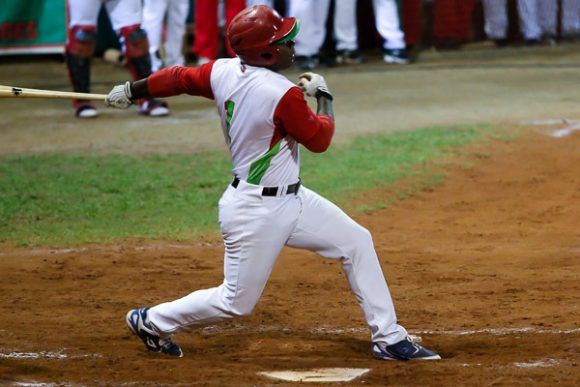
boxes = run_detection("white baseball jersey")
[211,59,299,186]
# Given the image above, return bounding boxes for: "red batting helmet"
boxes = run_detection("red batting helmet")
[227,5,299,67]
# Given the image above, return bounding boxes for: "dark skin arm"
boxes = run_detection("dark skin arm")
[316,93,334,119]
[129,79,150,100]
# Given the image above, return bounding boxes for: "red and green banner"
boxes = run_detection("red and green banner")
[0,0,66,55]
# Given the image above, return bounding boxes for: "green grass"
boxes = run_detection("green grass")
[0,125,489,246]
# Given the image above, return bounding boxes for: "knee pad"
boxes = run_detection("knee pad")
[66,26,96,58]
[120,25,149,58]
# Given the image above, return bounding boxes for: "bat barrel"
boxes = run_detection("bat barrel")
[0,86,107,101]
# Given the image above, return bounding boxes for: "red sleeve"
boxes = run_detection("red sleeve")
[273,87,335,153]
[147,61,216,99]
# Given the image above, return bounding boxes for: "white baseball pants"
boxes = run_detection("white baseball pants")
[287,0,361,55]
[67,0,142,31]
[149,181,408,346]
[482,0,557,40]
[372,0,406,49]
[562,0,580,37]
[246,0,275,7]
[142,0,189,71]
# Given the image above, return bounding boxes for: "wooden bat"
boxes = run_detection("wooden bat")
[0,85,107,101]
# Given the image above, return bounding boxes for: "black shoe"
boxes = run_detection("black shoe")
[493,38,509,48]
[383,48,410,64]
[295,55,318,70]
[373,336,441,361]
[126,307,183,357]
[336,49,364,65]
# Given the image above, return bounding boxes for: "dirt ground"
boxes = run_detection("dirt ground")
[0,127,579,386]
[1,45,580,385]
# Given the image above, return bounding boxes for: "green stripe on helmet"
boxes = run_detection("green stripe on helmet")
[271,20,300,46]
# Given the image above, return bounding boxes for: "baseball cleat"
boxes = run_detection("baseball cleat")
[126,307,183,357]
[383,48,410,65]
[139,99,169,117]
[75,103,99,118]
[372,336,441,361]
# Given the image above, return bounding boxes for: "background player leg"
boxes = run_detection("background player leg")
[107,0,169,116]
[66,0,101,118]
[164,0,190,68]
[142,0,169,72]
[288,0,331,70]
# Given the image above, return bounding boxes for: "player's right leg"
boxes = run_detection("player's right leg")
[286,186,440,360]
[129,181,300,356]
[164,0,190,68]
[66,0,101,118]
[288,0,331,70]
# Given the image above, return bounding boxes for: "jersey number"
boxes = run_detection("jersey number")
[224,100,235,145]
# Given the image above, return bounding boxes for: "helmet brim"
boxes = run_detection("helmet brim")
[271,18,300,46]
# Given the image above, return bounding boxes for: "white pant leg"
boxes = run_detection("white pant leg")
[289,0,331,56]
[105,0,143,31]
[482,0,508,39]
[246,0,274,6]
[149,183,300,335]
[67,0,102,28]
[562,0,580,36]
[142,0,168,72]
[371,0,405,49]
[334,0,358,51]
[286,187,408,346]
[164,0,189,67]
[517,0,542,40]
[538,0,558,37]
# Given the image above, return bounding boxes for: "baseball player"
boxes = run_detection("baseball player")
[66,0,169,118]
[482,0,558,44]
[142,0,190,72]
[106,5,440,361]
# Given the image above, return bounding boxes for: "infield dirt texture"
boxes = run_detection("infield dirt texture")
[1,44,579,385]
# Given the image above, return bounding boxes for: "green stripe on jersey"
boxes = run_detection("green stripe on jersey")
[247,140,283,185]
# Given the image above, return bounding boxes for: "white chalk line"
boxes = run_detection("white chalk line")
[199,324,579,336]
[519,118,580,137]
[0,350,101,360]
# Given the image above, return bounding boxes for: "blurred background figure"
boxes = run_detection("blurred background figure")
[482,0,558,45]
[561,0,580,40]
[193,0,245,65]
[373,0,410,63]
[288,0,361,69]
[142,0,190,72]
[246,0,274,6]
[289,0,409,70]
[66,0,168,118]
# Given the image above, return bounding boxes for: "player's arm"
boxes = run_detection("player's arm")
[105,62,215,108]
[274,82,335,153]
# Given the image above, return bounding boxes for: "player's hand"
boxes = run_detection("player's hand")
[106,81,133,109]
[298,72,333,100]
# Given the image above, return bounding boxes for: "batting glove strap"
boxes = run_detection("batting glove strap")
[315,86,333,101]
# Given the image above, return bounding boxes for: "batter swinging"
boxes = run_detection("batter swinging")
[106,5,440,361]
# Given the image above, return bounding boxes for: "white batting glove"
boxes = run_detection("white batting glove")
[105,81,133,109]
[297,72,333,100]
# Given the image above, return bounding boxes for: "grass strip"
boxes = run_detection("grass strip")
[0,125,487,246]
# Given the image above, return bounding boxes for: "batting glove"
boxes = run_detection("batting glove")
[298,72,333,100]
[106,81,133,109]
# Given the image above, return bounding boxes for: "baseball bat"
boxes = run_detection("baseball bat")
[0,85,107,101]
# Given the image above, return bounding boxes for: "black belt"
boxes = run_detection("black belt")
[231,177,301,196]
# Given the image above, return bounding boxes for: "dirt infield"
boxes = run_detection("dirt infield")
[1,130,578,385]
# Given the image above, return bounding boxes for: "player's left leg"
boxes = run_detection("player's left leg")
[333,0,363,64]
[286,186,440,360]
[106,0,169,116]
